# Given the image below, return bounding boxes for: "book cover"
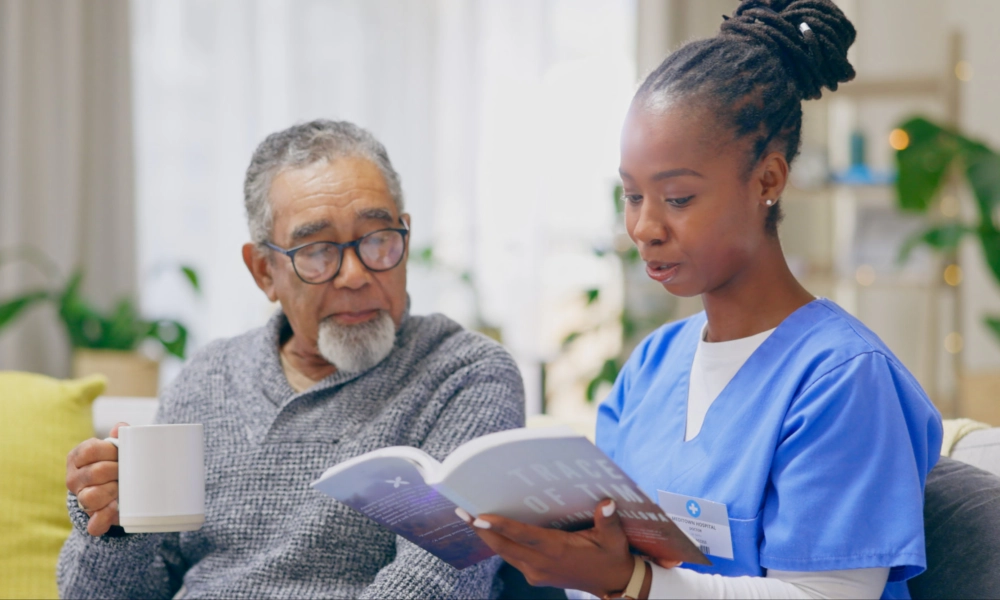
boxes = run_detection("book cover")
[318,455,493,569]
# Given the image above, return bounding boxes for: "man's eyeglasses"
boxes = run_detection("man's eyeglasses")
[265,222,409,285]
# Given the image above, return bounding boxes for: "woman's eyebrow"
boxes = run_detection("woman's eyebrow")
[652,168,704,180]
[617,168,704,181]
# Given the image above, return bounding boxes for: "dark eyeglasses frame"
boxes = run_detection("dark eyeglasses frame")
[264,221,409,285]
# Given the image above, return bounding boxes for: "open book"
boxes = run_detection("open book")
[312,427,710,570]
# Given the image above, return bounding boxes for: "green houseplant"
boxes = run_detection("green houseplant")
[0,246,199,369]
[894,117,1000,344]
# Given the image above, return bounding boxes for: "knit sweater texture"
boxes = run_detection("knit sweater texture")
[57,311,525,599]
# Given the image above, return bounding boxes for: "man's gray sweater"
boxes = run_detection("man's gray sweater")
[57,311,525,599]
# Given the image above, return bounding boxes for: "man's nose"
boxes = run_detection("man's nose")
[333,247,371,290]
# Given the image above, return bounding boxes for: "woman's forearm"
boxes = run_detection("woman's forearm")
[645,565,889,599]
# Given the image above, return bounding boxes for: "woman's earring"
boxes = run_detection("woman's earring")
[765,199,774,206]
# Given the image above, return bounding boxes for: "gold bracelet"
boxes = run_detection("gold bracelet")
[602,555,647,600]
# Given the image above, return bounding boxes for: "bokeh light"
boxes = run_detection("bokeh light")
[944,332,964,354]
[944,264,963,286]
[889,128,910,151]
[955,60,974,82]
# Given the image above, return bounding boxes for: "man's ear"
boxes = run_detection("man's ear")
[243,243,278,303]
[755,152,790,205]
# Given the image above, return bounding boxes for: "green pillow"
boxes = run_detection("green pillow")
[0,372,105,600]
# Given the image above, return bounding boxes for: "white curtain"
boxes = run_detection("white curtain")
[0,0,135,376]
[131,0,636,412]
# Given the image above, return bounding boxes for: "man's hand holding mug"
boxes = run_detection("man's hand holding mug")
[66,422,128,536]
[66,422,205,535]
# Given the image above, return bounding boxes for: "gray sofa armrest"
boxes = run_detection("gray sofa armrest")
[908,457,1000,599]
[950,427,1000,478]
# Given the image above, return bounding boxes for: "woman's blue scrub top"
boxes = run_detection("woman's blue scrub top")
[596,299,942,600]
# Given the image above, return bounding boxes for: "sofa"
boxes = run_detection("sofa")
[3,381,997,599]
[93,397,1000,599]
[94,399,1000,599]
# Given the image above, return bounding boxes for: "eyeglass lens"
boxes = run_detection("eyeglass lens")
[294,230,405,282]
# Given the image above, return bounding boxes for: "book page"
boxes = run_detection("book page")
[312,455,493,569]
[435,435,710,566]
[437,425,577,477]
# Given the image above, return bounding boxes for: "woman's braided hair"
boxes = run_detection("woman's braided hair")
[637,0,856,234]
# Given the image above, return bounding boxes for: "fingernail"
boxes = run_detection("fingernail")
[455,507,472,522]
[602,500,616,518]
[472,518,491,530]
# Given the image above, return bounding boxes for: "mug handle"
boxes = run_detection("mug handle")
[104,437,120,448]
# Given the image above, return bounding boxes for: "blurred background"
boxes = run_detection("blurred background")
[2,0,999,427]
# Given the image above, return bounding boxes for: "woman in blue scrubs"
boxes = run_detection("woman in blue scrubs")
[461,1,943,598]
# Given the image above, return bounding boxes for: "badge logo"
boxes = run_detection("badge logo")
[686,500,701,518]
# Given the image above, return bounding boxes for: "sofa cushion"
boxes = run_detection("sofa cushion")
[0,372,105,600]
[908,456,1000,599]
[950,427,1000,478]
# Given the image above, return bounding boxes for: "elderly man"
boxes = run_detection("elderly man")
[58,120,525,598]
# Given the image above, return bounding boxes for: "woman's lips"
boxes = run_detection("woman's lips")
[645,261,680,283]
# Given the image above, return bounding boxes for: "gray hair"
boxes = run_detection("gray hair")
[243,119,404,246]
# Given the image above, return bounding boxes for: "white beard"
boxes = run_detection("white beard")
[316,310,397,374]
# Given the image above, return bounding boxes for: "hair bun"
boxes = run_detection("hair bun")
[720,0,856,100]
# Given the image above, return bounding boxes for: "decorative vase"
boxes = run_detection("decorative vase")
[71,349,159,397]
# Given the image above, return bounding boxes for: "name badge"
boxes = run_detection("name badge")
[657,490,734,560]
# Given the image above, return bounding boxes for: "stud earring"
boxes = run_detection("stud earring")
[765,199,774,206]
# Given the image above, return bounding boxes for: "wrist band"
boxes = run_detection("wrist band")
[624,556,647,600]
[603,555,647,600]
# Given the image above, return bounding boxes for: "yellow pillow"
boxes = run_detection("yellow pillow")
[0,372,105,600]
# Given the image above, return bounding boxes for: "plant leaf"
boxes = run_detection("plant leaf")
[895,117,962,212]
[621,312,637,341]
[897,223,974,264]
[965,149,1000,227]
[0,290,51,331]
[585,358,620,403]
[613,184,624,215]
[585,288,600,305]
[985,315,1000,345]
[585,377,603,404]
[409,246,435,266]
[0,245,61,282]
[57,270,110,348]
[562,331,581,347]
[60,269,84,306]
[148,320,188,359]
[180,266,201,294]
[978,225,1000,284]
[102,299,142,351]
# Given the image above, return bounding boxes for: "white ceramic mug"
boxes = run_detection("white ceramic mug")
[105,424,205,533]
